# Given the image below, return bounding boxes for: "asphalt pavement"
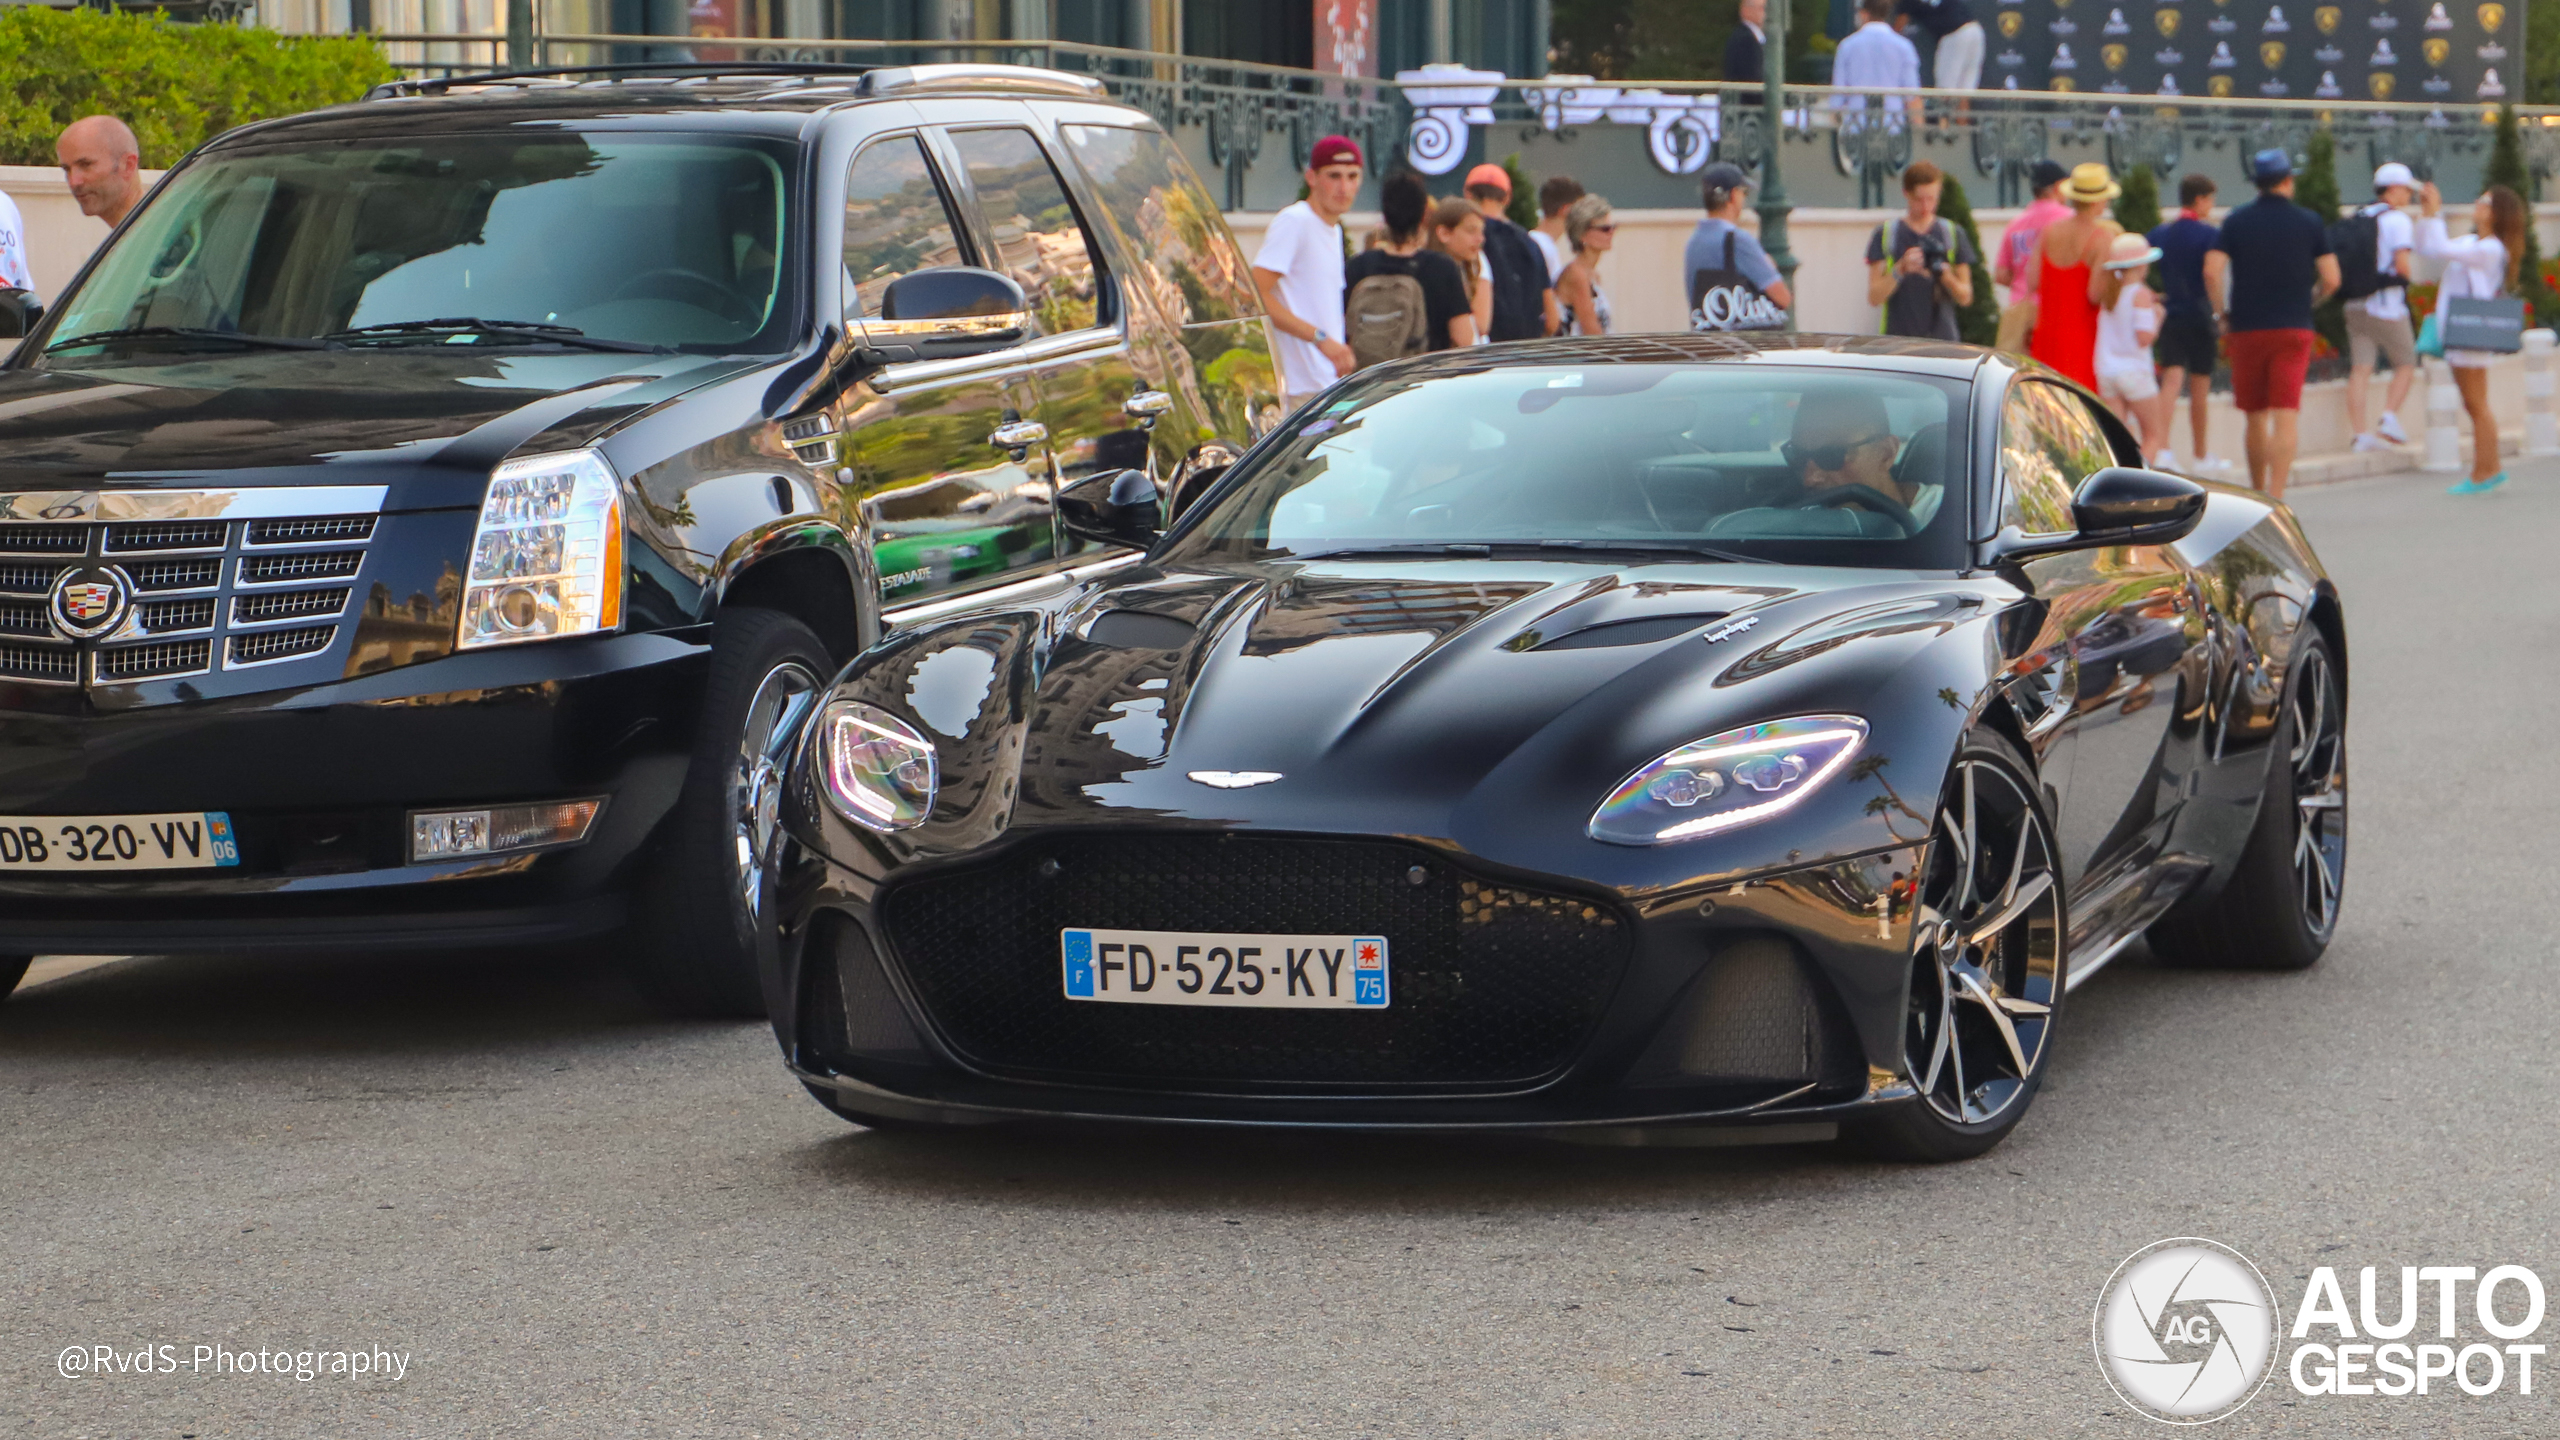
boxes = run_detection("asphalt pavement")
[7,459,2559,1438]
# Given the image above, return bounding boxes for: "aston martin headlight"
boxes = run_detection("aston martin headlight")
[818,700,938,832]
[1589,715,1869,845]
[458,449,623,649]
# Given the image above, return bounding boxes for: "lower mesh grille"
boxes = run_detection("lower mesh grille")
[0,641,75,681]
[229,625,334,665]
[96,638,210,681]
[877,833,1631,1088]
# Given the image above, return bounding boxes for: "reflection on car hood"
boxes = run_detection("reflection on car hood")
[0,349,754,486]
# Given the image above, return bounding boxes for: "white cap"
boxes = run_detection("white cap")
[2373,162,2417,190]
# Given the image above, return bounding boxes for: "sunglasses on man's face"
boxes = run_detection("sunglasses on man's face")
[1782,432,1892,473]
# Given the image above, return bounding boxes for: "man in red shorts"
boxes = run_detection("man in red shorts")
[2202,149,2341,499]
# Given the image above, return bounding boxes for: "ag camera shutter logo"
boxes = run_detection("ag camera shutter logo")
[2094,1238,2282,1423]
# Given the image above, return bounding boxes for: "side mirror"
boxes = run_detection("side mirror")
[1056,467,1161,550]
[1991,467,2207,565]
[853,267,1028,365]
[0,288,44,340]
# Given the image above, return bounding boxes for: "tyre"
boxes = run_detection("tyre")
[1849,728,2067,1163]
[2146,630,2346,971]
[0,954,30,1000]
[630,607,830,1018]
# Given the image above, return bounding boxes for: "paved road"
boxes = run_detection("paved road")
[8,462,2558,1439]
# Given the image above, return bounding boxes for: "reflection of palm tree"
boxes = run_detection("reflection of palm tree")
[1852,753,1933,841]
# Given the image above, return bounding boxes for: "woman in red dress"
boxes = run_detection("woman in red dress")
[2028,163,2123,389]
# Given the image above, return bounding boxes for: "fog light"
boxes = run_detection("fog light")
[410,797,605,862]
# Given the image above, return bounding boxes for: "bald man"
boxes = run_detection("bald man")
[58,115,142,231]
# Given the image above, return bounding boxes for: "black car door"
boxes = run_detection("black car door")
[1998,380,2199,921]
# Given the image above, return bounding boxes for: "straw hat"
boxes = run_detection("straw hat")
[2103,231,2163,270]
[2061,162,2122,205]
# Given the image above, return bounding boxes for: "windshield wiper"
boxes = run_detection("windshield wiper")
[324,318,668,353]
[45,325,331,353]
[1295,540,1754,565]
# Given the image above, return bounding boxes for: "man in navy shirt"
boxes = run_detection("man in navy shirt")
[2147,174,2227,472]
[2203,150,2340,499]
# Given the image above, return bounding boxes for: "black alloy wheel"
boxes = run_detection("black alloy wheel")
[1851,730,2065,1162]
[2147,630,2347,971]
[632,607,831,1018]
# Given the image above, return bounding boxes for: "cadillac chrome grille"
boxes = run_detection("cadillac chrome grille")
[0,501,380,686]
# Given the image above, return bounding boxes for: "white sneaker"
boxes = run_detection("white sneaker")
[2352,433,2388,452]
[2195,453,2233,473]
[2377,411,2409,443]
[2151,449,2179,470]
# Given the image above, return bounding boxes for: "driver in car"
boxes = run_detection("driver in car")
[1782,388,1942,528]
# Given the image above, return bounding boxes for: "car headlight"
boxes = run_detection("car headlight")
[458,449,623,649]
[818,700,938,832]
[1588,715,1869,845]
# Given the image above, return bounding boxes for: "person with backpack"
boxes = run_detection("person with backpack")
[1865,160,1977,340]
[1342,173,1476,368]
[2338,162,2419,452]
[1462,163,1561,340]
[1686,162,1792,331]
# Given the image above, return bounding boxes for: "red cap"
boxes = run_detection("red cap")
[1464,162,1511,196]
[1308,134,1363,171]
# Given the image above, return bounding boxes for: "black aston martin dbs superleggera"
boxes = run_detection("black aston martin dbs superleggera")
[762,334,2347,1160]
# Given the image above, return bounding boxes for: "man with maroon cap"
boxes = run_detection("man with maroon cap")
[1464,162,1561,340]
[1253,134,1363,408]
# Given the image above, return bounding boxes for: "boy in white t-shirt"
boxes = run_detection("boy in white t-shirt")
[1252,135,1364,412]
[2094,231,2166,457]
[2345,162,2418,450]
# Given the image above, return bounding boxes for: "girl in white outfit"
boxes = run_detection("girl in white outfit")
[2416,180,2528,494]
[2093,231,2167,459]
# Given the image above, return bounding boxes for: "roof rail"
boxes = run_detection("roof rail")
[364,61,872,102]
[856,63,1107,99]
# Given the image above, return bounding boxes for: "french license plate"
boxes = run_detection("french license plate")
[0,812,240,871]
[1062,928,1389,1009]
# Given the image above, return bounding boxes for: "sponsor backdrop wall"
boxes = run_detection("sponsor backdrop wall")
[1985,0,2520,104]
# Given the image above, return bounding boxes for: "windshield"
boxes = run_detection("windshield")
[1164,363,1973,571]
[39,133,797,359]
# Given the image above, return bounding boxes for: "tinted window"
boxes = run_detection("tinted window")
[2000,381,2110,536]
[841,135,966,323]
[1162,364,1971,572]
[949,127,1101,337]
[47,134,794,357]
[1059,124,1260,326]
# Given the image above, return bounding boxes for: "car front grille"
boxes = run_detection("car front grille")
[0,507,378,686]
[876,833,1633,1090]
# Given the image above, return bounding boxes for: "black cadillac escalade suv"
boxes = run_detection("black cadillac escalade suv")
[0,63,1279,1013]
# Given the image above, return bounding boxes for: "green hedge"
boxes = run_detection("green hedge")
[0,9,395,168]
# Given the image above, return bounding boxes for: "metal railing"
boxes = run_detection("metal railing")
[367,33,2560,214]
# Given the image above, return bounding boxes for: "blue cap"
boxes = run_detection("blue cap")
[2249,148,2294,184]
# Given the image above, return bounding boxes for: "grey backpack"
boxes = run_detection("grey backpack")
[1347,269,1429,369]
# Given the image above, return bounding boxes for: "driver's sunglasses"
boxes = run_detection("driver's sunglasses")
[1782,432,1892,472]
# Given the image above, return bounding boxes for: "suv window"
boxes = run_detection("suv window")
[841,135,967,324]
[1059,124,1259,325]
[947,127,1102,337]
[2000,381,2111,536]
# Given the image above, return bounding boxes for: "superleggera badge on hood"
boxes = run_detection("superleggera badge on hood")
[1703,615,1760,643]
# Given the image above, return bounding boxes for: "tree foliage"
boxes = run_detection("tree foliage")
[2485,102,2555,323]
[0,8,394,167]
[1938,175,2000,348]
[2298,128,2348,359]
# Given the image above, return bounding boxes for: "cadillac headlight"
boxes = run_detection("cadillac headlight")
[1589,715,1869,845]
[459,449,623,649]
[819,700,938,832]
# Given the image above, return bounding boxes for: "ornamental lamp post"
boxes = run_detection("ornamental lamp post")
[1757,0,1799,330]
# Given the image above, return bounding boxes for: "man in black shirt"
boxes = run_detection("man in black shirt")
[1344,174,1475,359]
[1724,0,1767,83]
[2202,149,2340,499]
[1464,163,1560,341]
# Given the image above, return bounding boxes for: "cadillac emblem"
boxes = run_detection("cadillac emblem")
[47,564,131,639]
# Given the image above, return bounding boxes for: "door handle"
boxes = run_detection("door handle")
[1123,390,1173,428]
[989,419,1048,460]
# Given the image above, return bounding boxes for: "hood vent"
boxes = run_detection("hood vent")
[1530,613,1728,651]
